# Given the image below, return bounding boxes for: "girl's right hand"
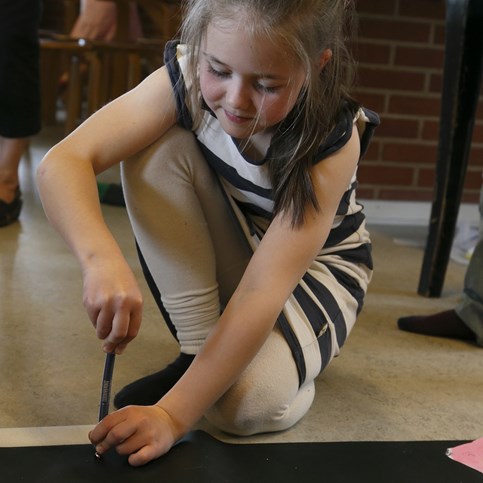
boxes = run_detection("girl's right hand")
[82,255,143,354]
[89,404,180,466]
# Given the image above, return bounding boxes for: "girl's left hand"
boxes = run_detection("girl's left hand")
[89,405,180,466]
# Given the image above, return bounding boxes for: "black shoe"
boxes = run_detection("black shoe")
[114,353,194,408]
[0,188,22,227]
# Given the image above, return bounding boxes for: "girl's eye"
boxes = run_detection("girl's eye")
[208,65,230,78]
[207,63,281,93]
[255,83,279,94]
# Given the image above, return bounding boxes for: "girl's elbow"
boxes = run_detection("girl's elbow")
[36,149,57,187]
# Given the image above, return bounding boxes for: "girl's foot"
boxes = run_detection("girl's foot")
[397,309,476,341]
[114,353,195,408]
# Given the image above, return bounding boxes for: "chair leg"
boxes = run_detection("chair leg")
[64,54,82,135]
[418,0,483,297]
[127,52,142,89]
[86,51,102,116]
[40,49,60,126]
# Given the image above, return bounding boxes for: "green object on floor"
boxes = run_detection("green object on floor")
[97,182,125,207]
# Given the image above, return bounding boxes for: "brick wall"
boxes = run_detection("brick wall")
[39,1,482,203]
[354,0,482,203]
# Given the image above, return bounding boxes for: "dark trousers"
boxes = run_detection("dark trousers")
[0,0,42,137]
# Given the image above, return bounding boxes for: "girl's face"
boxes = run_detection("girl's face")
[199,20,306,140]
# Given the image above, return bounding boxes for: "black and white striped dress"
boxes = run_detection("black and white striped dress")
[165,41,380,386]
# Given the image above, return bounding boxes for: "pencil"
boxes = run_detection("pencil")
[95,351,116,460]
[98,352,116,422]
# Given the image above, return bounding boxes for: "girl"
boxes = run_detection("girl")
[37,0,379,467]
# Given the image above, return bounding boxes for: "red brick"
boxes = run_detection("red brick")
[434,24,446,45]
[395,46,444,69]
[357,0,398,15]
[398,0,445,20]
[470,123,483,144]
[376,117,420,139]
[354,41,392,65]
[464,169,483,189]
[358,164,414,185]
[421,120,440,141]
[388,95,441,117]
[358,18,432,43]
[469,146,483,166]
[362,140,382,160]
[417,168,436,187]
[429,73,443,93]
[355,187,377,200]
[378,188,434,201]
[358,67,426,92]
[353,91,386,114]
[383,142,437,164]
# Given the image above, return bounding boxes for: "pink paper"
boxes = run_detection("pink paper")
[446,437,483,474]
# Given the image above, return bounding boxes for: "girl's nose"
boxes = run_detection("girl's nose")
[226,80,250,110]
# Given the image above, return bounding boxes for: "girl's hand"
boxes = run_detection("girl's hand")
[82,256,143,354]
[89,405,179,466]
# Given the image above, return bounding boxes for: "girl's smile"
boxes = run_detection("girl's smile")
[199,20,306,140]
[223,110,252,125]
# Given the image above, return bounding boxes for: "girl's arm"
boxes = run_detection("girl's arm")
[90,128,361,465]
[37,67,177,353]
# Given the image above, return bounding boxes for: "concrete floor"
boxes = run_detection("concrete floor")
[1,126,482,446]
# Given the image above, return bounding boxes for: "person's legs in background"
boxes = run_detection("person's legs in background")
[0,0,41,226]
[0,138,29,226]
[398,180,483,347]
[454,182,483,346]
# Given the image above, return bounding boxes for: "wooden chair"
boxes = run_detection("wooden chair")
[40,34,99,134]
[39,1,174,135]
[88,37,166,106]
[418,0,483,297]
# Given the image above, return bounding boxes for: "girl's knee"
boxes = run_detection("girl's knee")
[205,381,315,436]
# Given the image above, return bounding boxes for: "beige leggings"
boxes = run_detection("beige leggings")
[121,126,315,436]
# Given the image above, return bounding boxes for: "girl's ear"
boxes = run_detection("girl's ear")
[319,49,333,70]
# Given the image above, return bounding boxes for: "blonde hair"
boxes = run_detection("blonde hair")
[180,0,359,226]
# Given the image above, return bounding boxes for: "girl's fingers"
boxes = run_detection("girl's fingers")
[90,413,136,454]
[128,444,163,467]
[101,306,142,353]
[95,307,114,340]
[89,406,176,466]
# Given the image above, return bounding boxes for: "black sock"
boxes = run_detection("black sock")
[114,353,195,408]
[397,309,476,341]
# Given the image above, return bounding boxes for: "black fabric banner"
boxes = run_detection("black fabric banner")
[1,430,479,482]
